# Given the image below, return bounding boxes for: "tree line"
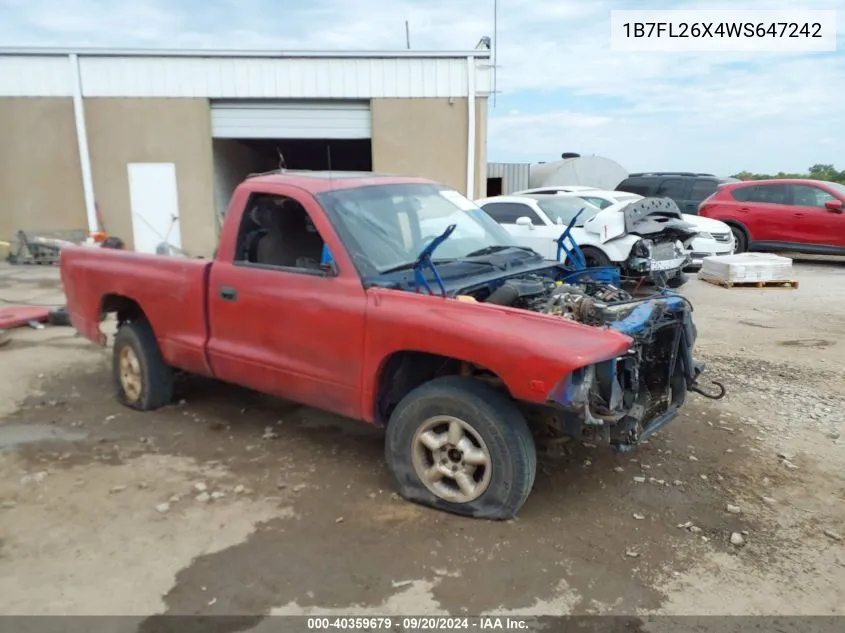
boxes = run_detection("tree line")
[731,164,845,185]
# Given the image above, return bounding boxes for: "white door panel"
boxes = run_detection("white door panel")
[127,162,181,255]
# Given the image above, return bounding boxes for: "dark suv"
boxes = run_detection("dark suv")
[615,172,739,215]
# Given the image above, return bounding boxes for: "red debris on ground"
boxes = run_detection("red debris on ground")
[0,306,51,329]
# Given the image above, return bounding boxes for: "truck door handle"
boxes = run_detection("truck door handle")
[219,286,238,301]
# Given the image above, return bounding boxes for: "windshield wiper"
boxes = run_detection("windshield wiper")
[381,258,455,274]
[381,258,503,275]
[466,245,539,258]
[412,225,456,296]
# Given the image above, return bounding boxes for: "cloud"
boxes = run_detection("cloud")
[0,0,843,175]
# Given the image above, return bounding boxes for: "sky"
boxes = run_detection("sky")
[0,0,842,176]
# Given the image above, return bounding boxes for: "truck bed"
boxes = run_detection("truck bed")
[61,247,213,375]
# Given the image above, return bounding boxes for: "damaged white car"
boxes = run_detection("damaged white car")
[475,194,694,287]
[514,187,735,269]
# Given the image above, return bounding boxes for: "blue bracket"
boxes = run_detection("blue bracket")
[412,224,456,297]
[555,209,587,270]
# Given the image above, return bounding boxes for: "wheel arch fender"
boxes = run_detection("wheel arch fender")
[370,350,512,427]
[720,219,751,241]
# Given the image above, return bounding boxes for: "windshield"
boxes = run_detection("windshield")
[823,181,845,197]
[536,197,601,227]
[578,195,614,210]
[317,183,519,274]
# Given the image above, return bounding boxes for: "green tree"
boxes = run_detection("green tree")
[731,165,845,184]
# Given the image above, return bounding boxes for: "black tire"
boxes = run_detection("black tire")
[112,319,173,411]
[385,375,536,520]
[580,247,612,268]
[666,271,688,289]
[730,225,748,254]
[47,306,72,327]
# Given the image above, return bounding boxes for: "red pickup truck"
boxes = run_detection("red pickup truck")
[60,171,722,519]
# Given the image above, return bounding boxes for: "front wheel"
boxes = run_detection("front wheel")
[385,375,537,520]
[580,246,612,268]
[112,319,174,411]
[666,271,688,288]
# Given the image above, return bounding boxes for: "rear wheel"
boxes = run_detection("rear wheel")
[730,226,748,254]
[112,319,173,411]
[385,376,536,520]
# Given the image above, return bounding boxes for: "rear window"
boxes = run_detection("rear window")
[616,179,652,196]
[730,186,755,202]
[690,179,719,202]
[655,179,687,199]
[730,184,790,204]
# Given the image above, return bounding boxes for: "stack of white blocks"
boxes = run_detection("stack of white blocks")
[698,253,793,284]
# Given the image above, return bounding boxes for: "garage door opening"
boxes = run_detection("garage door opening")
[212,137,372,219]
[487,177,503,196]
[210,100,373,220]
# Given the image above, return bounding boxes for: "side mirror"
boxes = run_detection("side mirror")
[824,199,843,213]
[319,261,338,276]
[515,216,534,229]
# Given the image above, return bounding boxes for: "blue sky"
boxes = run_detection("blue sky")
[1,0,842,176]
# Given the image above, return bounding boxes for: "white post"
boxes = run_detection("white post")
[69,53,98,235]
[465,55,476,200]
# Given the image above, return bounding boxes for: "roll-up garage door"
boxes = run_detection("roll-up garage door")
[210,100,371,139]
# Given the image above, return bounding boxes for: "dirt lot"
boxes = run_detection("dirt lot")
[0,260,843,621]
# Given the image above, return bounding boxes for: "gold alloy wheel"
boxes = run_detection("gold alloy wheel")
[410,415,492,503]
[118,345,143,403]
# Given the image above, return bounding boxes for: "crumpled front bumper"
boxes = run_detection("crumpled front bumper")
[625,239,689,280]
[546,292,724,450]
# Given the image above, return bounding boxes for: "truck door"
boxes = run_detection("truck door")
[206,188,368,420]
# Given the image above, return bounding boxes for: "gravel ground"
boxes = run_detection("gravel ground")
[0,260,843,623]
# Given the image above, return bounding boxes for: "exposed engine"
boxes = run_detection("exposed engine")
[457,273,724,450]
[465,273,635,327]
[543,283,632,326]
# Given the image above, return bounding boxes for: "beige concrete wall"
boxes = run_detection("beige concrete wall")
[0,96,488,260]
[0,98,87,251]
[371,97,488,200]
[84,98,217,257]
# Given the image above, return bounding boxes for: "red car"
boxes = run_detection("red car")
[59,171,718,519]
[698,179,845,254]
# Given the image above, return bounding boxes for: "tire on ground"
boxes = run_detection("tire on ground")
[730,225,748,254]
[47,306,72,327]
[384,375,537,520]
[666,271,688,288]
[112,319,173,411]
